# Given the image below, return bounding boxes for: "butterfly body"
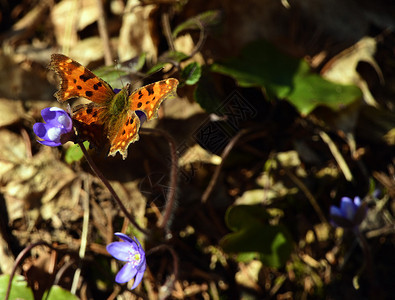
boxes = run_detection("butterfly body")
[49,54,178,159]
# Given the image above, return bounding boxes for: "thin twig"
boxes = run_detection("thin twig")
[201,129,249,203]
[353,229,375,295]
[53,258,76,286]
[284,168,328,224]
[319,130,353,182]
[140,128,179,231]
[71,176,90,294]
[77,141,148,235]
[95,0,113,65]
[189,19,207,58]
[161,11,175,51]
[147,244,179,294]
[5,241,53,300]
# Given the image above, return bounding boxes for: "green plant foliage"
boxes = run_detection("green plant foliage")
[0,275,34,300]
[193,68,223,113]
[211,40,362,115]
[181,62,202,85]
[93,53,146,88]
[147,51,189,74]
[65,141,90,164]
[172,10,222,38]
[220,205,293,268]
[43,285,79,300]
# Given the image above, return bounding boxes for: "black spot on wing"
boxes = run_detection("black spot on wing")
[137,102,142,108]
[77,85,82,90]
[79,70,95,82]
[138,90,143,99]
[93,84,99,90]
[85,91,93,97]
[146,85,154,96]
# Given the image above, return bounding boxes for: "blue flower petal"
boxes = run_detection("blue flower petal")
[340,197,355,219]
[353,196,361,206]
[114,232,136,244]
[130,267,145,290]
[33,123,48,139]
[34,123,64,143]
[107,233,147,290]
[330,196,367,228]
[106,242,133,262]
[41,107,65,124]
[57,112,73,131]
[115,262,138,284]
[37,139,62,147]
[34,107,73,147]
[330,206,343,218]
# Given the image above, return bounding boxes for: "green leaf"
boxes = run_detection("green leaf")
[225,204,270,231]
[93,53,146,88]
[0,275,34,300]
[181,62,202,85]
[172,10,222,38]
[65,141,89,164]
[44,285,79,300]
[193,68,222,113]
[211,40,362,115]
[147,51,189,75]
[220,205,293,268]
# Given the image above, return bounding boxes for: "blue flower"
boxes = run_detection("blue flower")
[106,233,146,290]
[330,196,367,228]
[33,107,73,146]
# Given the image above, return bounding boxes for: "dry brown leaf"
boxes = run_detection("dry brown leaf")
[51,0,100,49]
[118,0,158,61]
[0,130,76,224]
[0,98,25,128]
[321,37,382,107]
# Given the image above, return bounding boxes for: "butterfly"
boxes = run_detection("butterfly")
[49,54,179,159]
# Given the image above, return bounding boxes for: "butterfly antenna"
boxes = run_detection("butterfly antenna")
[113,59,125,87]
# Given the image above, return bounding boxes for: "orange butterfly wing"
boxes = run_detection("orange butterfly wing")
[107,112,141,159]
[49,54,115,104]
[50,54,179,159]
[129,78,179,120]
[72,104,108,148]
[104,78,179,158]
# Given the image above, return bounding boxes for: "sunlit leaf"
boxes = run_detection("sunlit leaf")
[221,205,293,268]
[147,51,189,74]
[212,40,362,115]
[65,141,89,164]
[181,62,202,85]
[92,53,146,88]
[43,285,79,300]
[0,275,34,300]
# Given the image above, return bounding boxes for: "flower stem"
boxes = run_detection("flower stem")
[353,229,376,295]
[77,141,148,235]
[5,241,53,300]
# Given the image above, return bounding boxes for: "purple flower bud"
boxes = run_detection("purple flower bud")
[106,233,146,290]
[33,107,73,146]
[330,196,367,228]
